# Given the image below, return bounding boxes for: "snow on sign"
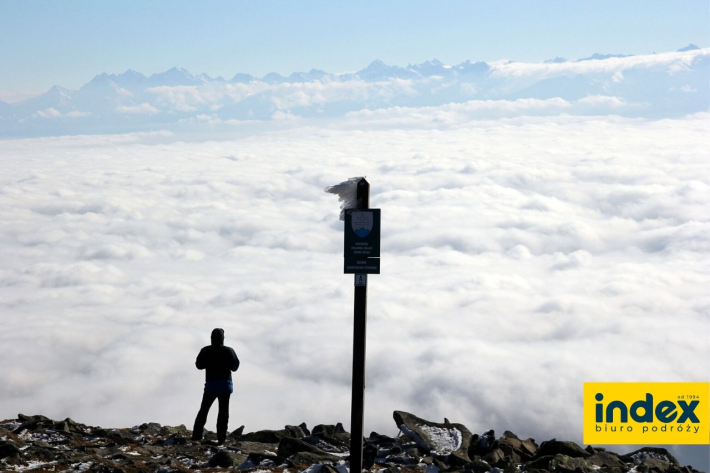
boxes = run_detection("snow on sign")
[344,209,381,259]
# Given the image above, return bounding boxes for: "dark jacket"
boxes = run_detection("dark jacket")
[196,328,240,381]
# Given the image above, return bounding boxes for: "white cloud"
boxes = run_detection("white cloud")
[490,48,709,78]
[35,108,91,119]
[116,103,160,114]
[343,97,573,127]
[577,95,628,108]
[36,107,62,118]
[65,110,91,118]
[0,113,707,468]
[146,79,415,114]
[0,90,42,103]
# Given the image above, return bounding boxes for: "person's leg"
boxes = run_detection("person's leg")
[192,392,217,440]
[216,393,231,444]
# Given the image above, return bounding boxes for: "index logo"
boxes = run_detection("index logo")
[583,382,709,445]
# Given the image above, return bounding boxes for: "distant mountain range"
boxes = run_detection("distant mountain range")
[1,45,707,137]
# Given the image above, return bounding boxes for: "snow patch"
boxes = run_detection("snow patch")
[71,462,93,472]
[399,423,462,455]
[631,452,669,463]
[417,424,462,455]
[324,176,365,221]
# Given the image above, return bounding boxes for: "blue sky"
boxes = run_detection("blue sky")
[0,0,708,93]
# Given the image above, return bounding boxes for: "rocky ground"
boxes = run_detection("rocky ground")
[0,411,704,473]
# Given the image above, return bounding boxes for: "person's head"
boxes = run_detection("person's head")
[211,328,225,346]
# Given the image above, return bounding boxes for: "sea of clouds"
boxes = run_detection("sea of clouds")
[1,58,709,467]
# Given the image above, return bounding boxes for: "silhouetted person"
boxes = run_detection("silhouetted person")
[192,328,240,444]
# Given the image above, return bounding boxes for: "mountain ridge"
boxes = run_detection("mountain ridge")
[19,44,709,101]
[1,45,707,138]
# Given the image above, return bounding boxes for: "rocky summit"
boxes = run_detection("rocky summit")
[0,412,703,473]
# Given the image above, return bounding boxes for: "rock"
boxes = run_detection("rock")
[495,455,518,469]
[482,447,505,465]
[621,447,680,466]
[54,420,72,433]
[588,451,626,469]
[368,431,400,448]
[448,449,473,467]
[549,454,594,473]
[157,434,187,446]
[3,454,22,466]
[321,465,340,473]
[242,426,305,443]
[301,435,349,454]
[299,422,311,436]
[394,410,472,460]
[312,424,338,437]
[499,444,522,463]
[433,457,450,471]
[0,441,20,459]
[536,439,590,459]
[31,446,56,461]
[500,436,522,450]
[642,459,672,472]
[469,459,492,473]
[162,458,181,468]
[288,451,341,466]
[312,423,351,446]
[0,413,705,473]
[528,454,555,470]
[364,442,378,469]
[230,425,245,438]
[234,440,279,455]
[277,436,329,459]
[18,414,51,423]
[138,422,162,436]
[383,450,419,466]
[13,419,39,433]
[208,449,240,467]
[237,452,281,469]
[468,430,496,457]
[520,438,538,457]
[241,429,281,443]
[406,447,421,462]
[285,424,307,438]
[107,429,139,445]
[158,424,187,436]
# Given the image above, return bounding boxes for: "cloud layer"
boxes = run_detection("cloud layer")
[0,112,708,467]
[1,48,707,137]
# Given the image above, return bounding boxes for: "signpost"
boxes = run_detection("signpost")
[346,179,379,473]
[325,176,381,473]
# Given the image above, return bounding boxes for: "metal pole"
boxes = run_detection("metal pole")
[350,178,369,473]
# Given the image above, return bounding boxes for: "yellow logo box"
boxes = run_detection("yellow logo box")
[583,382,709,445]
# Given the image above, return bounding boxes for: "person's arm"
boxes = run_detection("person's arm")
[230,348,240,372]
[195,348,207,370]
